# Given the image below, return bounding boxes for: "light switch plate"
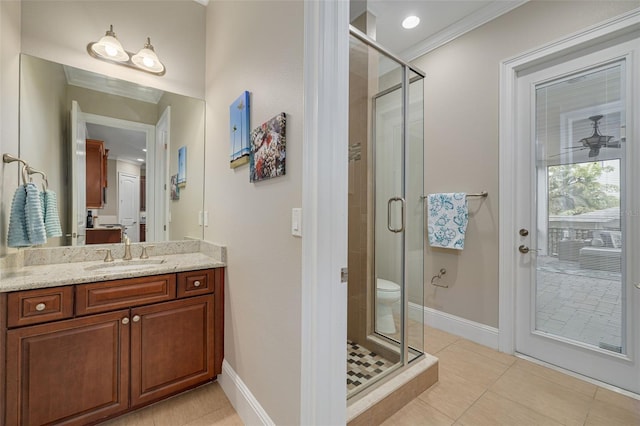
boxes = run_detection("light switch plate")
[291,208,302,237]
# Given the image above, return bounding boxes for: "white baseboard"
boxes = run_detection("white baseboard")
[408,302,425,323]
[410,303,499,350]
[219,360,275,426]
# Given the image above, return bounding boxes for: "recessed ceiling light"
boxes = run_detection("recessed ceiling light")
[137,158,145,162]
[402,15,420,29]
[142,148,147,152]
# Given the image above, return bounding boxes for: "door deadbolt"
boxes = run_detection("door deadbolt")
[519,228,529,237]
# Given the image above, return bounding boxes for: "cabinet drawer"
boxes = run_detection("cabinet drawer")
[177,269,215,298]
[7,287,74,328]
[76,274,176,315]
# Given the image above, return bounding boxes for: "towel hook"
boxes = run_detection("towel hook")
[26,166,48,191]
[430,268,448,288]
[3,154,30,186]
[20,165,29,186]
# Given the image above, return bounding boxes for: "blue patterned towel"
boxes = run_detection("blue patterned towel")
[427,193,468,250]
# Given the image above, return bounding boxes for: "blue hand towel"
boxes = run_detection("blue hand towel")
[24,182,47,245]
[43,190,63,238]
[427,193,468,250]
[7,185,29,247]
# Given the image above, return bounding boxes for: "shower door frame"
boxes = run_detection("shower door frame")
[350,25,426,374]
[371,75,425,361]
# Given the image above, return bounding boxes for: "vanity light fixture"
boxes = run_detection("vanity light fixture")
[402,15,420,29]
[87,25,166,76]
[131,38,165,74]
[88,25,129,62]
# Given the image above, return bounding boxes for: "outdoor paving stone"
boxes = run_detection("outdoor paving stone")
[536,256,622,349]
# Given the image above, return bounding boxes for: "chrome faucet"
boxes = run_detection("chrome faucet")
[123,235,132,260]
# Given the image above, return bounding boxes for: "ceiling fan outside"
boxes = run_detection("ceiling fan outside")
[564,114,621,158]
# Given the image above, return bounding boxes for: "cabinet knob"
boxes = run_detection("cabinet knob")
[35,303,46,311]
[122,317,130,325]
[194,280,201,287]
[132,315,141,323]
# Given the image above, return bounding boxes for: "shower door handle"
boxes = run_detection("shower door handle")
[387,197,406,233]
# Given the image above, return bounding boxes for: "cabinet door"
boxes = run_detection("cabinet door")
[6,310,130,426]
[130,295,214,407]
[86,139,104,209]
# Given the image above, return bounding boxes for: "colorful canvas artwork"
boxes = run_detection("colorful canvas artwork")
[230,91,251,168]
[250,113,286,182]
[170,175,180,200]
[177,146,187,186]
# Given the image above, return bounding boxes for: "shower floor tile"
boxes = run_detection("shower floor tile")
[347,340,395,393]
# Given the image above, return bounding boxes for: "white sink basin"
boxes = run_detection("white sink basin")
[84,259,166,273]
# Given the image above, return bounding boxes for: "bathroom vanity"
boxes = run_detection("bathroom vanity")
[0,241,225,425]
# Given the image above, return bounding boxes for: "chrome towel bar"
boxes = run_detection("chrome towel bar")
[420,191,488,200]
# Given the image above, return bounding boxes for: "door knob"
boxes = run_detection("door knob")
[519,245,540,254]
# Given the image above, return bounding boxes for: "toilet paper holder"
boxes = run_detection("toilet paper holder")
[430,268,448,288]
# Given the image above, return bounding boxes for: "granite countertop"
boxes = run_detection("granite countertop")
[0,240,226,293]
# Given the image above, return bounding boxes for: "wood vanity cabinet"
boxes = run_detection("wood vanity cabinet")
[3,268,224,426]
[86,139,106,209]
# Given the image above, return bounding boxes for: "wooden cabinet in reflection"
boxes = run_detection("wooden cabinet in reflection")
[86,139,108,209]
[86,228,122,244]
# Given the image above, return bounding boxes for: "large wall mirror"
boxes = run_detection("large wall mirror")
[19,54,205,246]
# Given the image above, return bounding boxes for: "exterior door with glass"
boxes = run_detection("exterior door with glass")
[514,37,640,393]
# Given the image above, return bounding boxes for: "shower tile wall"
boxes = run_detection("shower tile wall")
[347,11,376,345]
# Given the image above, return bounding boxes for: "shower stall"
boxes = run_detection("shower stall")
[347,25,425,399]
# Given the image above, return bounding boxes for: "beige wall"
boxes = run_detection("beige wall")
[67,85,158,125]
[414,0,640,327]
[18,54,67,247]
[0,1,21,257]
[20,1,205,99]
[204,1,304,424]
[101,159,118,217]
[158,92,205,240]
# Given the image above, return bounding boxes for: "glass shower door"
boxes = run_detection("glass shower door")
[347,29,424,399]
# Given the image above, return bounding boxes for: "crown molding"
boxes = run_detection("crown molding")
[402,0,528,62]
[64,65,164,104]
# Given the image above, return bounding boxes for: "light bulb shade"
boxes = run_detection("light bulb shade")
[89,26,129,62]
[132,38,165,74]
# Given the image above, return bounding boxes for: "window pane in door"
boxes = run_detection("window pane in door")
[534,62,625,353]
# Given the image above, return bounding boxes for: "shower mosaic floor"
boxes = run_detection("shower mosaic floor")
[347,340,395,393]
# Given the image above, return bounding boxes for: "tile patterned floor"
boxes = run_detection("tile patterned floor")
[100,326,640,425]
[382,326,640,426]
[347,339,396,394]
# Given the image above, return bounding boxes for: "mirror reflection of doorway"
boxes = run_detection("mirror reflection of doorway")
[71,106,159,246]
[118,172,140,242]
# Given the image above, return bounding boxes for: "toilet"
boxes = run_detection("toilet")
[376,278,401,334]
